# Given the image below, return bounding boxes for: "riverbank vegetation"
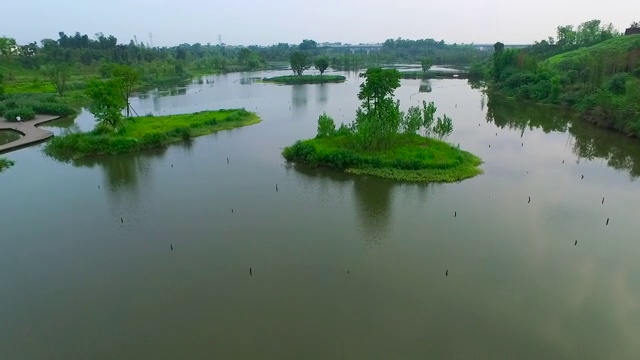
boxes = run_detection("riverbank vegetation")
[263,75,346,84]
[283,68,481,182]
[44,109,260,161]
[473,20,640,137]
[0,157,14,172]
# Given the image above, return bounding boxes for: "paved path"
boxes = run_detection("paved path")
[0,115,61,154]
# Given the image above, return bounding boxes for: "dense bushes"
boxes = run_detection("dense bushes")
[3,107,36,121]
[0,93,75,121]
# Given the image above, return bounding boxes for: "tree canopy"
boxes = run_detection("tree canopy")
[290,51,310,76]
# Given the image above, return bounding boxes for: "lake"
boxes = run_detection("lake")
[2,69,640,359]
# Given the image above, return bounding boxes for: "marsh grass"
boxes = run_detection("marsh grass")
[283,134,482,182]
[44,109,260,161]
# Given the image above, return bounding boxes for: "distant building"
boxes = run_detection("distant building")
[625,27,640,36]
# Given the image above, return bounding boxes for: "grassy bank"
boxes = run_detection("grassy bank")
[262,75,346,84]
[283,134,482,182]
[0,157,15,172]
[44,109,260,161]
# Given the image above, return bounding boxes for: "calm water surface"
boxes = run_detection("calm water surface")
[2,70,640,359]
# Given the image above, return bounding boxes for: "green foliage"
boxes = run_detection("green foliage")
[433,114,454,139]
[290,51,311,76]
[0,93,75,120]
[316,113,336,138]
[314,56,329,75]
[262,75,346,84]
[0,157,15,172]
[109,64,139,116]
[421,58,433,73]
[44,109,260,160]
[85,78,126,130]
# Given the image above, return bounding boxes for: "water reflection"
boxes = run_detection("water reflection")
[40,116,81,135]
[486,94,640,179]
[352,176,393,246]
[290,163,393,245]
[419,80,432,93]
[317,83,329,105]
[291,84,308,112]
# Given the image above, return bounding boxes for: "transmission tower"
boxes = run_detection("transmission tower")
[149,32,154,48]
[218,34,222,46]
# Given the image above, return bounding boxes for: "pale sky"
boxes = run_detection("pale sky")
[2,0,638,46]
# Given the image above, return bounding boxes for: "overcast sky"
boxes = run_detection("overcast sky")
[3,0,638,46]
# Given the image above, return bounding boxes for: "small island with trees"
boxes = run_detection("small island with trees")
[44,72,260,161]
[262,52,346,84]
[283,68,482,182]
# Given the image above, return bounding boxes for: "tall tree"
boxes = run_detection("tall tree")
[421,58,433,73]
[85,79,127,131]
[110,64,139,117]
[42,63,70,97]
[354,68,402,150]
[314,56,329,75]
[290,51,310,76]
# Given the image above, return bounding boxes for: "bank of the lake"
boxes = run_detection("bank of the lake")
[283,134,482,182]
[44,109,260,161]
[263,75,347,84]
[400,70,469,79]
[0,157,14,172]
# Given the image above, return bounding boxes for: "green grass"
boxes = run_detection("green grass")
[546,34,640,70]
[282,134,482,182]
[0,157,15,172]
[262,75,347,84]
[44,109,261,161]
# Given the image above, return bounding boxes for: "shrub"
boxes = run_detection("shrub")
[4,107,36,122]
[316,113,336,138]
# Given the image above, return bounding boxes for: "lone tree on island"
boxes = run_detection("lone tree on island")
[314,56,329,75]
[290,51,310,76]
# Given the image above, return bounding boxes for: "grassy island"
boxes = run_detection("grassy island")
[399,70,469,80]
[282,68,482,182]
[0,157,15,172]
[262,75,346,84]
[45,109,260,161]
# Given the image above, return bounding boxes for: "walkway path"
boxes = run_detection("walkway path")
[0,115,60,154]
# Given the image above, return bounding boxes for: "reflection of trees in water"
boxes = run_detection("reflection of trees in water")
[419,80,432,93]
[486,94,640,178]
[42,116,81,135]
[73,147,167,191]
[290,163,436,246]
[317,83,328,104]
[291,84,307,110]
